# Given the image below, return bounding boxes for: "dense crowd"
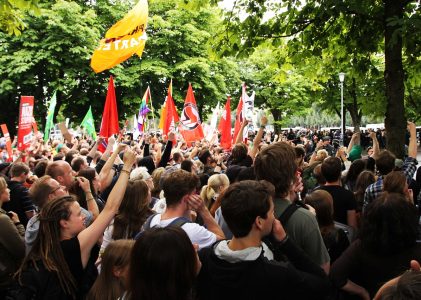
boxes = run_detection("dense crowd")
[0,118,420,300]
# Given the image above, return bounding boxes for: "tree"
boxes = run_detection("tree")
[0,0,40,35]
[0,0,243,136]
[0,0,101,135]
[213,0,420,157]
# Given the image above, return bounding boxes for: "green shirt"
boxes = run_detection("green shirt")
[274,198,330,266]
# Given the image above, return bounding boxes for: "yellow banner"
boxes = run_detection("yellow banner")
[91,0,148,73]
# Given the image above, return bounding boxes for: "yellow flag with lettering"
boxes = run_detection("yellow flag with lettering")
[90,0,148,73]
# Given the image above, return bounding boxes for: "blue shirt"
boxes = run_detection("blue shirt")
[363,157,418,210]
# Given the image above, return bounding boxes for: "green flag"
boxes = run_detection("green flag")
[80,106,97,139]
[44,91,57,142]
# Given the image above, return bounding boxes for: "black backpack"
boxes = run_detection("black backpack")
[263,201,308,261]
[278,201,308,225]
[134,213,192,240]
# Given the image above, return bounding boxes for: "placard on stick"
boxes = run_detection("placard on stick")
[58,122,73,143]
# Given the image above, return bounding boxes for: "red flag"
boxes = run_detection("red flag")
[179,83,204,145]
[219,96,232,149]
[163,80,179,138]
[99,76,119,152]
[232,96,243,143]
[1,124,13,162]
[17,96,34,151]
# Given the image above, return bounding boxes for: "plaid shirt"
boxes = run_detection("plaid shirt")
[363,156,418,210]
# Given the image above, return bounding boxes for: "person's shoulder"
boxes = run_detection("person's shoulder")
[0,212,11,224]
[61,236,80,251]
[404,156,418,164]
[183,221,209,233]
[290,206,318,225]
[366,180,381,191]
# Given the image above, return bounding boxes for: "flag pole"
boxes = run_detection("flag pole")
[148,86,156,131]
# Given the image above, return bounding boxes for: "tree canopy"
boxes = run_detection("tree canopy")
[0,0,419,157]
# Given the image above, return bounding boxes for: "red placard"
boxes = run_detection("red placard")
[0,124,13,162]
[17,96,34,151]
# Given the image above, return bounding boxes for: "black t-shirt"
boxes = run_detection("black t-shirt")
[3,180,35,227]
[61,237,99,299]
[317,185,356,225]
[16,237,99,300]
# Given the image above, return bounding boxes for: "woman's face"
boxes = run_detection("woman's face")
[0,187,10,203]
[62,201,86,236]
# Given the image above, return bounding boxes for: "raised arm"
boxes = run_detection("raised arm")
[188,194,225,240]
[95,136,115,174]
[347,133,360,154]
[87,137,102,165]
[98,143,126,192]
[234,120,248,145]
[77,177,99,220]
[78,148,136,268]
[157,132,174,168]
[250,116,267,160]
[407,121,417,159]
[369,131,380,160]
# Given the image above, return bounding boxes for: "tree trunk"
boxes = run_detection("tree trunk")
[270,107,282,133]
[384,0,406,158]
[346,77,362,133]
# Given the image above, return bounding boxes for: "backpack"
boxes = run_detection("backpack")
[302,163,320,193]
[278,201,308,226]
[263,201,308,261]
[134,213,192,240]
[333,221,355,243]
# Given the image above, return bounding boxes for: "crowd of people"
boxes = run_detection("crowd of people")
[0,118,420,300]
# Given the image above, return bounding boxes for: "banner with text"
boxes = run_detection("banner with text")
[1,124,13,162]
[17,96,34,151]
[90,0,148,73]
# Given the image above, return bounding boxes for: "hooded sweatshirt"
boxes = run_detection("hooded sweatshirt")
[196,239,330,300]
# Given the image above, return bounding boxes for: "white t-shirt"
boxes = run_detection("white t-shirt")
[149,214,217,250]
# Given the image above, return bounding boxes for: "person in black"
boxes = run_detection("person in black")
[15,148,136,299]
[305,190,350,263]
[196,180,330,300]
[317,157,357,230]
[3,162,35,227]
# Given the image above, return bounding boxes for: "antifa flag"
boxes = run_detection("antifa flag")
[90,0,148,73]
[179,83,204,145]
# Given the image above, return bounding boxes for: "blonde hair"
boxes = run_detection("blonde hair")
[316,149,329,161]
[200,174,229,209]
[0,177,7,194]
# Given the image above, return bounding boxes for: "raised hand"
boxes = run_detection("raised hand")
[77,176,91,193]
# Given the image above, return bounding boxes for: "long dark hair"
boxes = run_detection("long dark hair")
[128,227,198,300]
[354,170,376,211]
[17,196,78,298]
[344,159,366,191]
[360,193,418,255]
[305,190,335,236]
[87,240,134,300]
[112,179,152,240]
